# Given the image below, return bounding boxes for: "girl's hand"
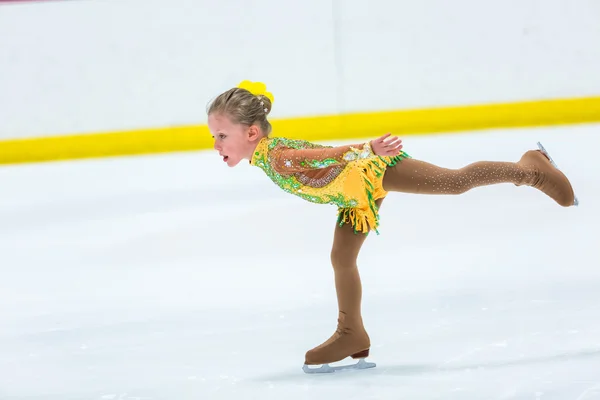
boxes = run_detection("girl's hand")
[370,133,403,156]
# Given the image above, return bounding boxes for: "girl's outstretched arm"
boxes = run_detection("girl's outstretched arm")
[270,142,374,173]
[271,133,403,174]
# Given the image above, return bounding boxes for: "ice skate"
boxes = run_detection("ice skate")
[302,312,376,374]
[516,142,578,207]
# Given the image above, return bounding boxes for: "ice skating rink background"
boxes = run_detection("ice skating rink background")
[1,125,599,400]
[1,0,600,399]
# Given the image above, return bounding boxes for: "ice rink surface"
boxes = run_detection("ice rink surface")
[1,124,599,400]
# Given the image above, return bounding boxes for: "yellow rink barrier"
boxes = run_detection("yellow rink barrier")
[1,95,599,165]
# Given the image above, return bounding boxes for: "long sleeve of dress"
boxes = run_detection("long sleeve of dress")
[270,141,376,174]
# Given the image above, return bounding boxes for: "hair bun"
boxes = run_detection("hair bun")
[257,95,272,115]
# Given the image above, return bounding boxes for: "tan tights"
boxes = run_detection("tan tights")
[381,157,537,194]
[329,198,384,330]
[330,157,537,327]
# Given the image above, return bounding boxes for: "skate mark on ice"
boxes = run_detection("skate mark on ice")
[436,333,519,369]
[437,333,522,369]
[575,382,600,400]
[438,345,484,367]
[375,347,600,377]
[435,319,585,371]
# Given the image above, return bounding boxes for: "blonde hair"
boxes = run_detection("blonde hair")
[207,87,273,135]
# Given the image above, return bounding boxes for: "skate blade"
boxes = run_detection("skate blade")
[302,358,376,374]
[536,141,579,206]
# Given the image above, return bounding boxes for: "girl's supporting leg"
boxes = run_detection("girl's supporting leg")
[381,149,575,206]
[304,198,384,366]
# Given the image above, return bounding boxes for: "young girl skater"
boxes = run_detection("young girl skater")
[206,80,578,373]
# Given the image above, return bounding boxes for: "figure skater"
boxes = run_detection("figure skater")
[206,80,577,372]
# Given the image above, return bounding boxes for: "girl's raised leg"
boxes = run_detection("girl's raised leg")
[381,150,575,206]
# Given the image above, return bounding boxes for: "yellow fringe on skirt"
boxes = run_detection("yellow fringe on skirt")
[337,151,410,235]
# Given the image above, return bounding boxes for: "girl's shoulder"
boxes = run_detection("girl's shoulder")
[265,136,330,151]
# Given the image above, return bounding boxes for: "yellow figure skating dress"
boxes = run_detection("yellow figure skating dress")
[250,136,410,234]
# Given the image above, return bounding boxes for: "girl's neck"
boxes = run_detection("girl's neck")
[245,135,266,160]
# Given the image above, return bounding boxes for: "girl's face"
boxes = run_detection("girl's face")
[208,113,262,167]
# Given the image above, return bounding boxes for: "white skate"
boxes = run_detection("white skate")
[302,358,376,374]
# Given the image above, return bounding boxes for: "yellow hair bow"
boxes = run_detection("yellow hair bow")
[237,80,274,103]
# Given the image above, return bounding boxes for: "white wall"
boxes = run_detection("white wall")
[1,0,599,140]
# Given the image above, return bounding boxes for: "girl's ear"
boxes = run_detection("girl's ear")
[247,125,261,141]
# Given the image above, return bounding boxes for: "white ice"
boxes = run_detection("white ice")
[1,124,599,400]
